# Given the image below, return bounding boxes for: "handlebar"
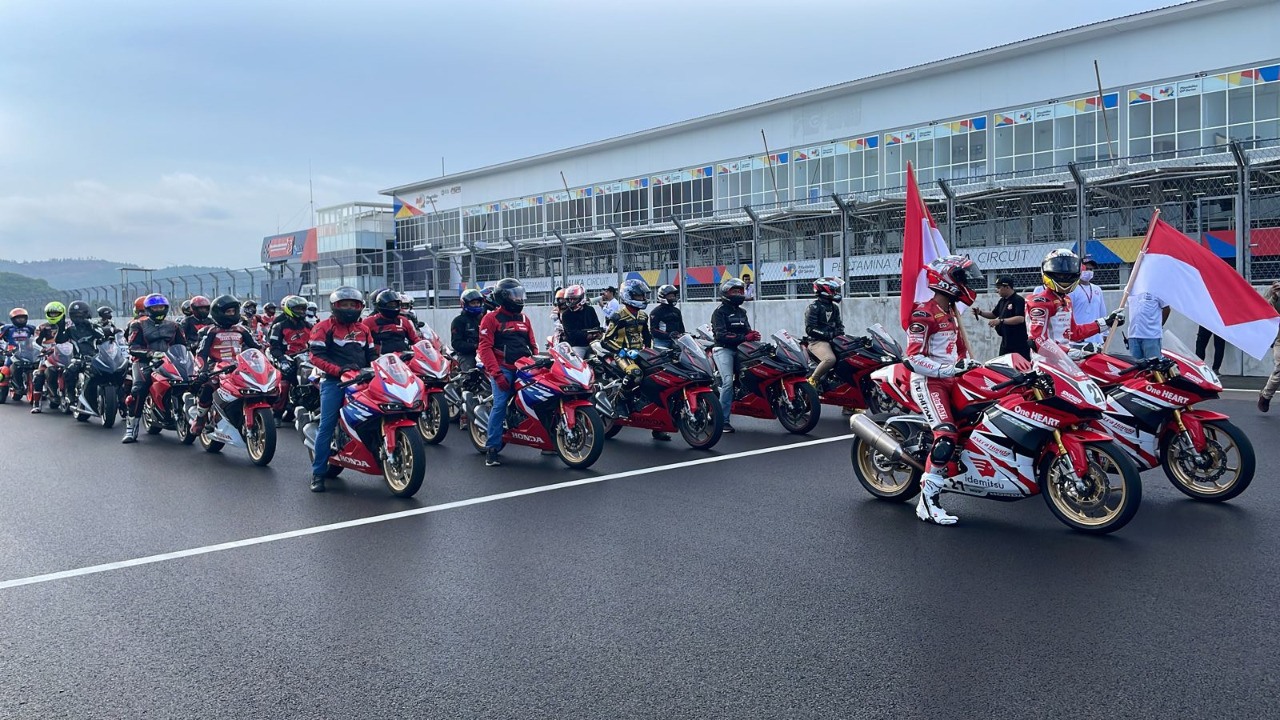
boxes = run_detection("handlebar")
[990,373,1030,392]
[339,370,374,388]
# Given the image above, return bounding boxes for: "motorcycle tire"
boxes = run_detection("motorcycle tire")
[417,393,449,445]
[199,431,225,454]
[99,387,117,429]
[468,402,500,454]
[246,408,277,467]
[851,430,922,502]
[382,426,425,498]
[775,381,821,435]
[143,399,164,435]
[305,445,344,478]
[1159,419,1255,502]
[0,386,7,404]
[678,394,723,450]
[1041,440,1141,535]
[554,406,605,470]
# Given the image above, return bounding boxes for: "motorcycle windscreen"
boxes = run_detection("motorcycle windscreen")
[771,330,806,366]
[866,323,903,359]
[52,342,74,364]
[550,343,594,387]
[1032,339,1088,380]
[694,323,715,342]
[412,339,448,375]
[676,334,714,375]
[97,341,126,369]
[374,354,413,385]
[1160,331,1221,388]
[166,345,196,377]
[239,348,272,375]
[419,324,443,351]
[12,338,39,363]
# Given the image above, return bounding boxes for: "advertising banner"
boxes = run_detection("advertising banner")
[261,228,317,264]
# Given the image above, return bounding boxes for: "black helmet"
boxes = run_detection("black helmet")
[210,294,242,328]
[180,300,193,317]
[242,299,258,314]
[480,286,498,311]
[373,288,402,319]
[493,278,526,313]
[400,293,415,310]
[97,306,113,321]
[68,300,91,322]
[657,284,678,305]
[460,288,485,314]
[329,286,364,324]
[720,278,746,306]
[262,302,277,317]
[621,278,650,309]
[813,277,844,301]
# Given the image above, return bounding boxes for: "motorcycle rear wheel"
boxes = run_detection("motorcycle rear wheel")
[1160,419,1254,502]
[555,406,605,469]
[775,381,821,435]
[246,408,277,467]
[851,428,922,502]
[467,402,500,454]
[382,426,425,497]
[0,386,7,404]
[143,398,164,435]
[417,393,449,445]
[678,394,723,450]
[1041,441,1141,534]
[199,430,225,453]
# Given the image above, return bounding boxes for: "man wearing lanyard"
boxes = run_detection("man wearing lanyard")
[1068,255,1107,344]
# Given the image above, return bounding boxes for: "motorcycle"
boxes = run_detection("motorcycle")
[301,353,428,497]
[850,341,1142,534]
[591,334,723,449]
[70,339,129,428]
[181,348,280,467]
[44,342,74,412]
[140,346,203,438]
[408,336,452,444]
[1077,332,1254,502]
[806,324,906,414]
[1,338,41,404]
[465,343,606,469]
[271,351,311,423]
[693,325,821,434]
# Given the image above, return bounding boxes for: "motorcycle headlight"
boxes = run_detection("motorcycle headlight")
[379,402,406,412]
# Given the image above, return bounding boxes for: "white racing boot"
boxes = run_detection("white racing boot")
[121,417,140,444]
[915,472,958,525]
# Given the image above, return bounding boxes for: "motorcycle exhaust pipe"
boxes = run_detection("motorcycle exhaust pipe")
[849,414,924,471]
[301,421,318,451]
[593,390,615,419]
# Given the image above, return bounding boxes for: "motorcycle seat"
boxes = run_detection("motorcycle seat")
[955,401,993,425]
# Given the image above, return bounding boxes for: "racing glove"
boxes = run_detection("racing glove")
[745,331,762,342]
[492,373,511,393]
[952,358,981,374]
[1104,309,1126,328]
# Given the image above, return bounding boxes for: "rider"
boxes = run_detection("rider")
[189,295,260,436]
[905,256,984,526]
[1026,249,1123,353]
[305,302,319,326]
[2,308,37,401]
[805,277,846,387]
[307,286,377,493]
[549,287,567,347]
[180,295,213,349]
[180,300,193,320]
[649,284,684,351]
[559,284,602,359]
[400,293,425,330]
[122,294,186,442]
[480,286,498,312]
[261,302,278,327]
[30,301,68,413]
[711,278,759,434]
[601,279,670,441]
[96,306,118,337]
[242,300,260,337]
[267,295,312,361]
[451,289,486,371]
[363,289,420,355]
[56,301,110,414]
[476,278,537,467]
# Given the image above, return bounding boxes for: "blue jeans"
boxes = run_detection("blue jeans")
[311,378,344,476]
[1128,337,1163,360]
[487,368,517,451]
[712,347,737,423]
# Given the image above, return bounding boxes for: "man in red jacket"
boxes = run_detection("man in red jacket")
[307,286,377,492]
[476,278,537,467]
[362,289,420,354]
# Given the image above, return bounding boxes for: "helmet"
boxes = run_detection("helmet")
[263,302,277,316]
[329,286,364,324]
[1041,248,1082,295]
[926,255,983,305]
[480,286,498,311]
[553,288,567,308]
[210,294,242,328]
[813,277,844,302]
[242,299,258,314]
[96,306,112,321]
[620,278,650,309]
[142,293,170,321]
[9,308,28,326]
[657,284,678,305]
[373,289,402,319]
[461,288,485,314]
[44,301,66,324]
[68,300,91,323]
[281,295,308,319]
[133,296,147,318]
[562,284,586,310]
[180,300,193,317]
[305,301,318,318]
[400,293,415,311]
[492,278,526,313]
[190,295,211,318]
[720,278,746,306]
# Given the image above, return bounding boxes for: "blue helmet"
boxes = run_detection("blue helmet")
[142,293,170,321]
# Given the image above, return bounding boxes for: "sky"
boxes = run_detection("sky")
[0,0,1182,270]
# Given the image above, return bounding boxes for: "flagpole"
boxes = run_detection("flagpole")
[1101,208,1161,354]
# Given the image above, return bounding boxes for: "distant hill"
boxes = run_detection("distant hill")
[0,258,230,290]
[0,271,59,305]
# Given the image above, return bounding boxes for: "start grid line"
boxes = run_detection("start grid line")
[0,435,851,592]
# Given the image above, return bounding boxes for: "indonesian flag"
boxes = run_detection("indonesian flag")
[1131,219,1280,359]
[900,163,952,329]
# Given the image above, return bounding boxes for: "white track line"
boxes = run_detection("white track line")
[0,435,851,592]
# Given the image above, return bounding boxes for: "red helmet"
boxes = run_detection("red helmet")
[133,296,147,317]
[813,277,844,301]
[926,255,983,305]
[562,284,586,309]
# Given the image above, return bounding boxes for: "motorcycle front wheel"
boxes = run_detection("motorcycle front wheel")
[382,426,425,498]
[1160,420,1254,502]
[417,393,449,445]
[678,394,723,450]
[99,386,117,429]
[775,381,821,435]
[246,407,277,467]
[1041,441,1141,534]
[0,384,7,404]
[555,406,605,469]
[143,398,164,435]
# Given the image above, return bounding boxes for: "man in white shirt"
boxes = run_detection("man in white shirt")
[1068,255,1107,344]
[1126,289,1170,360]
[599,286,620,321]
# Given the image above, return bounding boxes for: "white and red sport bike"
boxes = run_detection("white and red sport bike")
[850,341,1143,534]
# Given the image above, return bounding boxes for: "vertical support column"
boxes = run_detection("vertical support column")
[832,194,853,287]
[609,224,624,290]
[670,216,688,305]
[1230,141,1251,284]
[743,206,760,327]
[937,179,956,247]
[553,230,569,289]
[1068,162,1087,252]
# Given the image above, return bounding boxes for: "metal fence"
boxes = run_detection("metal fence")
[6,141,1279,315]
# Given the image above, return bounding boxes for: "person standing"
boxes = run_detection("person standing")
[1258,282,1280,412]
[1126,289,1170,360]
[1196,326,1226,374]
[1068,255,1107,344]
[972,275,1029,358]
[599,286,620,321]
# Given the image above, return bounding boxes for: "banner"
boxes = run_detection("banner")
[260,228,317,264]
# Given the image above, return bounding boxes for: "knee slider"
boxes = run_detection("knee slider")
[930,424,958,465]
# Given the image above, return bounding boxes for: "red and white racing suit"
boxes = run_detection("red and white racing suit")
[1025,287,1102,352]
[905,299,969,474]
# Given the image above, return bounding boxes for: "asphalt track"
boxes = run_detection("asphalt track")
[1,394,1277,719]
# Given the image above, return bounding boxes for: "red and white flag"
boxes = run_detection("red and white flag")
[1130,219,1280,359]
[899,163,952,329]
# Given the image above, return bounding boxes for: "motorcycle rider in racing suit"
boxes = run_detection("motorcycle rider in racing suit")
[363,289,420,355]
[477,278,538,467]
[56,301,111,415]
[905,256,984,526]
[189,295,261,436]
[180,296,213,350]
[451,289,485,371]
[1025,249,1124,353]
[307,287,377,492]
[30,302,68,414]
[122,294,187,443]
[2,308,37,401]
[600,279,669,441]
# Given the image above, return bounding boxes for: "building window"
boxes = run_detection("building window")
[886,117,987,187]
[1129,65,1280,159]
[462,205,500,250]
[593,179,649,228]
[993,93,1117,176]
[499,198,544,241]
[715,154,790,211]
[652,169,713,221]
[545,190,595,235]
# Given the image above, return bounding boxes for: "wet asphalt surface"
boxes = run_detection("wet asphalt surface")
[0,394,1277,719]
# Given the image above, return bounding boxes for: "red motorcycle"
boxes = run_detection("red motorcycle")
[806,323,905,414]
[181,348,280,466]
[850,341,1142,534]
[408,328,452,445]
[141,346,203,437]
[591,335,724,449]
[694,326,821,434]
[301,353,428,497]
[465,344,605,468]
[1077,333,1254,502]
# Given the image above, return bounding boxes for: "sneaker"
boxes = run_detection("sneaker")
[310,475,326,493]
[652,431,672,441]
[1259,395,1271,413]
[722,423,735,434]
[915,473,958,525]
[485,450,502,467]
